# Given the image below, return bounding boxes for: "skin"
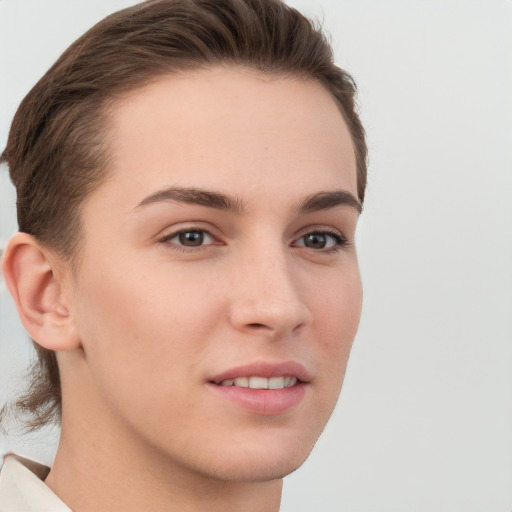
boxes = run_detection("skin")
[4,67,362,512]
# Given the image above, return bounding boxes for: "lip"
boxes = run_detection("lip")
[209,361,311,384]
[206,361,311,415]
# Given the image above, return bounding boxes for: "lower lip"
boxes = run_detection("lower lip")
[206,382,307,415]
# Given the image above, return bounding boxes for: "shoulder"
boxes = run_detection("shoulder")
[0,454,71,512]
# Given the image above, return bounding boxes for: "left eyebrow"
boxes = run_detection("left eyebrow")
[297,190,362,215]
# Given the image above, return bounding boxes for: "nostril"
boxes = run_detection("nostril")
[248,323,268,329]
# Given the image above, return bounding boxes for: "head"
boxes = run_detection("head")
[2,0,367,480]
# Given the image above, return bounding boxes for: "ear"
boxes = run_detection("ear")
[2,232,80,351]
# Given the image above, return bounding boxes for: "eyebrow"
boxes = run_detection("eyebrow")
[297,190,362,215]
[135,186,361,215]
[136,186,246,214]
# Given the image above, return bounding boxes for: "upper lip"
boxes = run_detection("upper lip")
[210,361,311,384]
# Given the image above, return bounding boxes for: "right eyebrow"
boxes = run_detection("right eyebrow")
[135,186,246,214]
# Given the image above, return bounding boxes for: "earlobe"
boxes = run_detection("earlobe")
[1,232,80,351]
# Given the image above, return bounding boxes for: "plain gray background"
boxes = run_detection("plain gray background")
[1,1,511,511]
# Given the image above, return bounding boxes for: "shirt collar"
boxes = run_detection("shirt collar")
[0,454,71,511]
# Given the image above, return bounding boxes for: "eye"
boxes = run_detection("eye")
[294,231,345,250]
[161,229,216,248]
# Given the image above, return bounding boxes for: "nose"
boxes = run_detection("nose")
[228,246,312,338]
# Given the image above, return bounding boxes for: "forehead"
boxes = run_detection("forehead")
[93,67,357,210]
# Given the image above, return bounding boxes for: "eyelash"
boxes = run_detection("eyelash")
[158,228,349,253]
[292,230,348,253]
[158,228,219,252]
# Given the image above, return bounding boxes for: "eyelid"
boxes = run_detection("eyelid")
[291,227,349,251]
[158,226,222,250]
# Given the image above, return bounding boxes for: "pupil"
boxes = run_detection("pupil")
[305,233,326,249]
[179,231,203,246]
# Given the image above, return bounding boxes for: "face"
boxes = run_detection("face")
[65,67,362,481]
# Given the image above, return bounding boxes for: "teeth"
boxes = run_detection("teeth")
[219,376,297,389]
[268,377,285,389]
[249,376,268,389]
[234,377,249,387]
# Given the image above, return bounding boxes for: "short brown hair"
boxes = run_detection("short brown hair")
[1,0,367,430]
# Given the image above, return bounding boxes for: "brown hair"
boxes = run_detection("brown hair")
[1,0,367,430]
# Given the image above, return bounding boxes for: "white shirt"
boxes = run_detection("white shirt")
[0,454,71,512]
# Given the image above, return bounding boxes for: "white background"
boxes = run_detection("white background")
[1,1,511,511]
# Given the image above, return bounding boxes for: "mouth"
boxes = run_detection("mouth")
[207,361,310,415]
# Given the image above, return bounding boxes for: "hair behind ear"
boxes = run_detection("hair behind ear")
[0,345,61,433]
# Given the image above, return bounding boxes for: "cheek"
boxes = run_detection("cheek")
[309,266,362,400]
[311,263,362,339]
[71,256,224,405]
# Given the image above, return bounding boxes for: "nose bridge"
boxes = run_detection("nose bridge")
[229,237,311,336]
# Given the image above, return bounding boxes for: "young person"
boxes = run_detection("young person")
[0,1,367,510]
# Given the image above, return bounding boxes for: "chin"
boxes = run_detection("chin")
[188,432,319,483]
[201,453,309,483]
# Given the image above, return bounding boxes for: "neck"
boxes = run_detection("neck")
[46,422,282,512]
